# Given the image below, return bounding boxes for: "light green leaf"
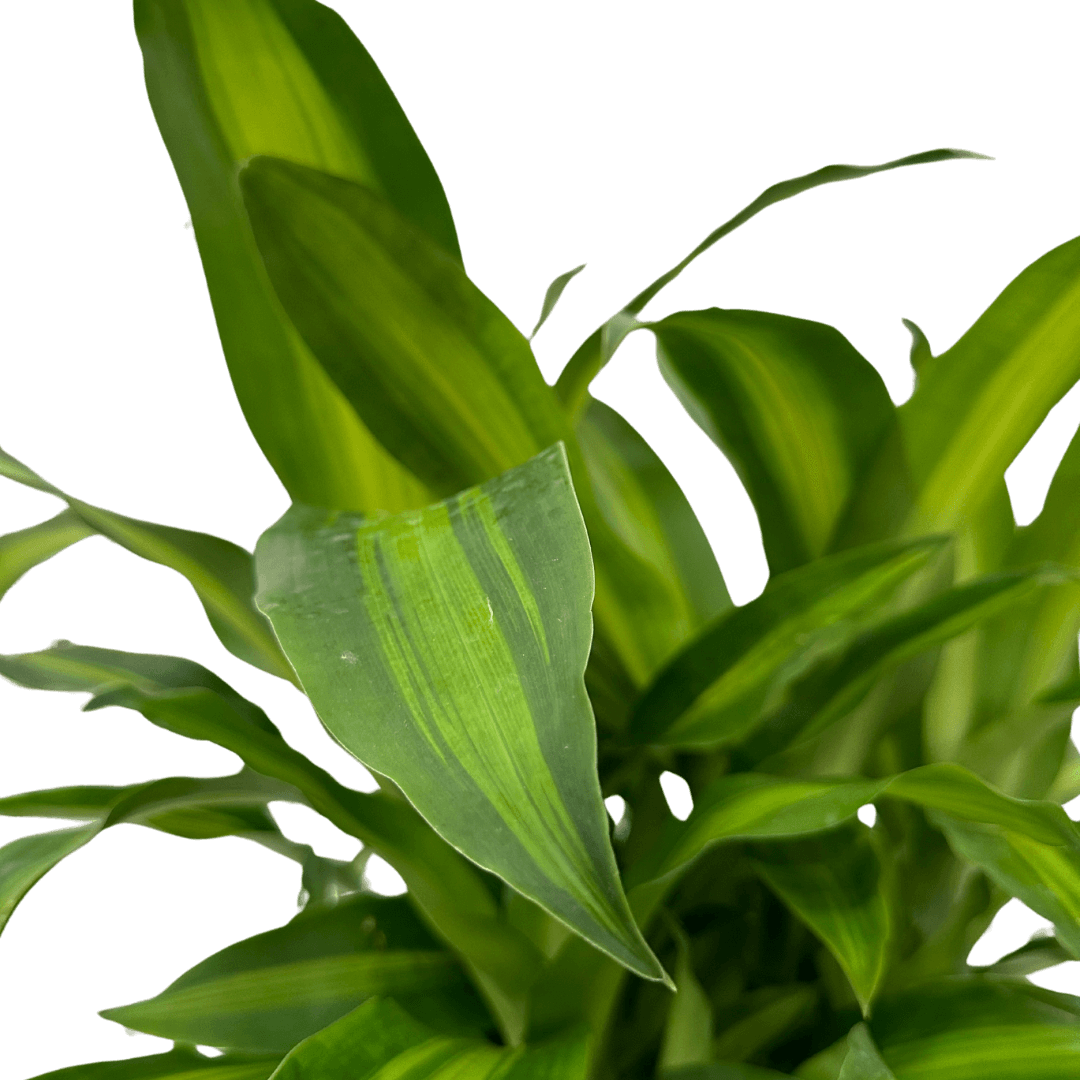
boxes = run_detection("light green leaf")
[0,641,543,1040]
[555,149,984,417]
[0,509,94,602]
[256,445,666,985]
[660,921,714,1070]
[531,264,586,339]
[837,1023,895,1080]
[901,234,1080,533]
[653,309,896,573]
[630,538,943,750]
[978,934,1072,977]
[101,893,489,1052]
[0,825,97,934]
[754,826,893,1014]
[24,1049,280,1080]
[135,0,454,512]
[0,448,292,681]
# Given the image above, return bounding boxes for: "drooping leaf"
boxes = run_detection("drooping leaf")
[0,449,292,680]
[135,0,456,512]
[837,1023,896,1080]
[23,1048,279,1080]
[531,264,586,339]
[900,234,1080,533]
[256,445,667,985]
[555,149,984,417]
[753,826,893,1014]
[0,509,94,603]
[0,641,543,1040]
[101,893,490,1052]
[653,309,896,574]
[630,538,943,750]
[239,155,567,499]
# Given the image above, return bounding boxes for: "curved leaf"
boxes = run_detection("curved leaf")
[101,893,489,1052]
[256,445,666,985]
[0,449,292,680]
[838,1023,895,1080]
[653,309,895,574]
[555,149,984,417]
[530,264,586,339]
[0,509,94,602]
[24,1049,279,1080]
[135,0,453,512]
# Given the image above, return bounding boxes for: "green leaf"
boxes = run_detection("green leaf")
[0,641,544,1040]
[659,921,714,1070]
[23,1048,280,1080]
[711,986,817,1064]
[530,264,586,339]
[0,448,293,681]
[256,445,667,986]
[0,509,94,602]
[902,319,934,375]
[555,148,985,417]
[837,1023,896,1080]
[979,934,1072,977]
[753,826,893,1014]
[630,538,943,750]
[664,1068,794,1080]
[239,155,568,499]
[268,997,588,1080]
[652,309,896,573]
[900,234,1080,533]
[101,893,490,1053]
[135,0,454,512]
[0,825,97,934]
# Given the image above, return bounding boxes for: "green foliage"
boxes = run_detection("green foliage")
[5,2,1080,1077]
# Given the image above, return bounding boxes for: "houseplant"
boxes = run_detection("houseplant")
[4,1,1080,1076]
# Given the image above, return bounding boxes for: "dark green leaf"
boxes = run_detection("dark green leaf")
[664,1067,794,1080]
[530,264,586,338]
[652,309,896,573]
[23,1048,279,1080]
[256,445,667,986]
[659,921,714,1070]
[135,0,457,512]
[979,934,1072,977]
[711,986,817,1064]
[0,449,292,681]
[0,509,94,603]
[902,318,933,374]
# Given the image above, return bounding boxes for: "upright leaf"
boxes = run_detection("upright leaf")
[659,921,714,1071]
[24,1049,279,1080]
[653,309,895,574]
[256,446,667,984]
[0,448,292,681]
[135,0,454,511]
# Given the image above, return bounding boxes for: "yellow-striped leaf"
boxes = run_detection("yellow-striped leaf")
[256,445,667,985]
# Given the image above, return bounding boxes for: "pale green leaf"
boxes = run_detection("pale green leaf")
[653,309,896,573]
[837,1023,895,1080]
[0,448,292,681]
[555,149,984,417]
[256,445,666,985]
[135,0,451,512]
[530,264,586,339]
[0,509,94,603]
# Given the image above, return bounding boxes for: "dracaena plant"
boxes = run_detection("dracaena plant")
[5,2,1080,1079]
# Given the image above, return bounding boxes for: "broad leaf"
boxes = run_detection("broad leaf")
[24,1049,279,1080]
[753,826,893,1013]
[102,893,490,1052]
[653,309,895,573]
[555,149,985,417]
[239,156,567,499]
[0,509,93,602]
[0,641,543,1040]
[256,445,666,984]
[135,0,453,512]
[900,234,1080,533]
[0,449,292,680]
[631,538,942,750]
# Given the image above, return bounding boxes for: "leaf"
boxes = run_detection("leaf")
[652,308,896,573]
[269,997,589,1080]
[0,509,94,602]
[753,826,893,1014]
[902,318,933,374]
[530,264,586,338]
[135,0,455,512]
[900,234,1080,532]
[711,986,817,1064]
[240,155,568,499]
[0,641,544,1041]
[0,448,292,681]
[663,1068,794,1080]
[0,825,97,934]
[101,893,490,1052]
[630,538,943,750]
[869,977,1080,1080]
[256,445,667,985]
[554,148,985,417]
[837,1023,896,1080]
[979,934,1072,977]
[23,1048,280,1080]
[659,921,714,1070]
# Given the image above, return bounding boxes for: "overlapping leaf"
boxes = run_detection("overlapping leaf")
[24,1048,279,1080]
[0,448,291,680]
[103,893,490,1052]
[0,509,94,603]
[256,445,666,985]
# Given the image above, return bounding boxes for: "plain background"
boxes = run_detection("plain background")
[3,1,1080,1073]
